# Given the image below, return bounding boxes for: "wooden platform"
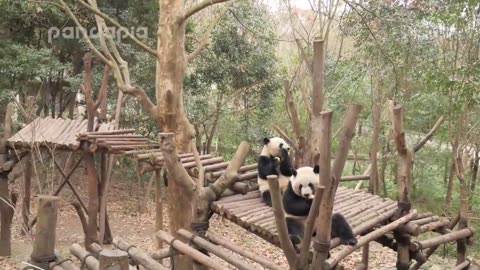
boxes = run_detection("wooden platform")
[211,186,398,248]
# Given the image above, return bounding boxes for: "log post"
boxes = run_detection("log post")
[305,38,325,167]
[99,249,129,270]
[155,169,163,249]
[0,103,14,256]
[21,153,33,235]
[30,195,60,269]
[312,111,333,270]
[389,102,413,270]
[84,151,99,249]
[267,175,298,267]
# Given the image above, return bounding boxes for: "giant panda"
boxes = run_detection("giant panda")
[283,165,357,247]
[257,137,294,207]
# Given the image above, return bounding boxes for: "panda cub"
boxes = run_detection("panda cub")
[283,165,357,247]
[257,137,294,207]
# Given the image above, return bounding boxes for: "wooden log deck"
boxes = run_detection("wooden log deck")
[211,187,398,247]
[210,186,473,267]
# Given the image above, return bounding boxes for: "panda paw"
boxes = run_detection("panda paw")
[341,238,358,246]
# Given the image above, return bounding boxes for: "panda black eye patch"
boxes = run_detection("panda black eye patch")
[308,183,314,191]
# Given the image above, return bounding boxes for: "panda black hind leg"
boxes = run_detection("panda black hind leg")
[331,213,357,246]
[286,218,304,246]
[261,190,272,207]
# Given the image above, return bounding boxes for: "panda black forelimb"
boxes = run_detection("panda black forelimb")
[286,218,304,245]
[262,191,273,207]
[258,155,278,179]
[331,213,357,246]
[278,148,294,176]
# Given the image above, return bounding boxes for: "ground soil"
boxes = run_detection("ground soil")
[0,163,462,269]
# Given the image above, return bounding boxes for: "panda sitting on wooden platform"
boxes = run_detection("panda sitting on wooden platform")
[283,165,357,248]
[257,137,294,207]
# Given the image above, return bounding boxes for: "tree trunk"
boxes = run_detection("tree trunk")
[22,154,33,235]
[0,174,14,256]
[444,150,450,188]
[156,1,195,268]
[445,148,457,209]
[369,80,382,194]
[470,148,479,192]
[0,103,14,256]
[379,141,388,196]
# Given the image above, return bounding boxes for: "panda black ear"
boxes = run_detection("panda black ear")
[263,138,270,145]
[292,169,297,177]
[313,165,320,174]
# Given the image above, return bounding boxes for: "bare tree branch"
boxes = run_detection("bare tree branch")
[187,4,231,63]
[75,0,157,56]
[272,125,299,152]
[159,133,196,192]
[57,0,111,66]
[121,86,158,120]
[413,115,445,153]
[94,65,111,110]
[183,0,230,22]
[295,38,313,75]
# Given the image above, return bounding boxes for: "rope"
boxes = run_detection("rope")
[312,240,330,252]
[191,221,209,232]
[31,255,56,263]
[80,254,95,270]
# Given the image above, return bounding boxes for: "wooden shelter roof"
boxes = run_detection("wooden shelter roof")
[7,117,159,153]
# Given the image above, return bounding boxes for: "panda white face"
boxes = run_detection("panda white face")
[291,165,320,199]
[263,137,290,158]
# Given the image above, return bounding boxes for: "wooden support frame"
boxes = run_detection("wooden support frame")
[29,154,86,228]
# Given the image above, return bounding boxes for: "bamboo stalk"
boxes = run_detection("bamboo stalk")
[340,175,370,182]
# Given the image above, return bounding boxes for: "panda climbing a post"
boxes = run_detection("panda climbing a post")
[282,165,357,248]
[257,137,294,207]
